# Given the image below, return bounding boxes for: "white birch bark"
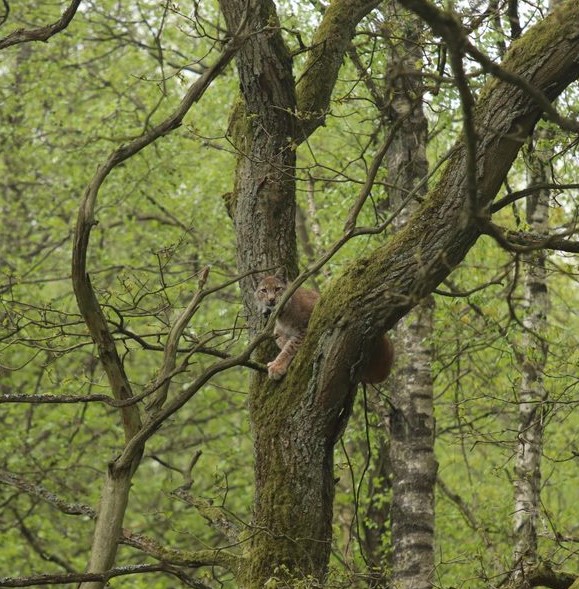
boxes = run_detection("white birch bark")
[384,6,436,588]
[513,144,550,577]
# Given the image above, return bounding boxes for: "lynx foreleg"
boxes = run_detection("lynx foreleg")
[273,325,289,350]
[267,335,303,380]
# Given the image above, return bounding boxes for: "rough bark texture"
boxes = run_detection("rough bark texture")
[221,0,579,586]
[219,1,381,586]
[221,0,298,311]
[222,0,381,316]
[219,4,323,581]
[513,143,550,579]
[280,1,579,582]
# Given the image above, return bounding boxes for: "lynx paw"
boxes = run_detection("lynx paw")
[267,360,286,380]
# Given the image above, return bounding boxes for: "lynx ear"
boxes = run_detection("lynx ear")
[274,267,288,282]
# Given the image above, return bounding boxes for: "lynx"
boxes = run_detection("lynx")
[254,273,394,382]
[254,273,319,380]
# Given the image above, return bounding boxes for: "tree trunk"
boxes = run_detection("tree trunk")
[220,0,299,302]
[79,465,135,589]
[390,302,436,589]
[242,387,350,586]
[513,140,550,579]
[221,1,579,586]
[384,8,436,587]
[218,1,380,586]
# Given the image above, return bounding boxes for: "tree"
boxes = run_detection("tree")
[227,0,579,584]
[1,0,578,588]
[382,7,435,588]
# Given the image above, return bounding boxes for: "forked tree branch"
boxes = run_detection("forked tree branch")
[71,22,250,444]
[0,0,82,50]
[69,21,250,589]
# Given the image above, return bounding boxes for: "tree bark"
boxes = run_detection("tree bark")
[274,0,579,583]
[385,7,436,584]
[389,300,436,588]
[222,0,579,585]
[513,139,550,579]
[78,465,134,589]
[0,0,81,50]
[373,5,437,588]
[220,0,299,316]
[218,1,381,585]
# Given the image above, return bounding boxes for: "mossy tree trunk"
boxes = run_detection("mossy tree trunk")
[219,0,380,585]
[220,0,579,586]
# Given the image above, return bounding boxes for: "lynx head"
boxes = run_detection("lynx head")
[254,272,288,317]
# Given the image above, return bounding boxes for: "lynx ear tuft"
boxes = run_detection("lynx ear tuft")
[274,267,288,282]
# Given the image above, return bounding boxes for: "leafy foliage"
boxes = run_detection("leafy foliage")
[1,1,578,588]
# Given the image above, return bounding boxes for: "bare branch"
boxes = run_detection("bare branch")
[0,470,96,518]
[0,470,238,579]
[143,268,270,413]
[0,392,152,407]
[0,0,81,50]
[146,266,211,412]
[120,528,239,571]
[170,488,241,543]
[12,510,76,573]
[0,0,9,27]
[492,183,579,213]
[437,476,493,547]
[114,328,269,471]
[71,23,250,444]
[0,564,211,588]
[479,221,579,253]
[343,117,403,233]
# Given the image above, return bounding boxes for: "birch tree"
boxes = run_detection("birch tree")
[382,5,435,588]
[512,135,551,582]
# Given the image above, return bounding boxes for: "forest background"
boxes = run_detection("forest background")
[0,0,578,588]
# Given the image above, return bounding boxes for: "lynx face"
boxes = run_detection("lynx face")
[254,275,287,317]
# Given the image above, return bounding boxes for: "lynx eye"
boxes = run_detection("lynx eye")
[259,287,267,293]
[275,287,284,293]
